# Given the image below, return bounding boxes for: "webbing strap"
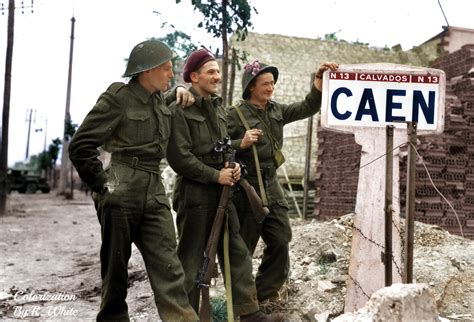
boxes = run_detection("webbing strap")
[234,104,268,207]
[223,212,234,322]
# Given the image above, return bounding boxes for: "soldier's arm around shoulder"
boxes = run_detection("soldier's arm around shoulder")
[69,82,125,193]
[164,85,195,107]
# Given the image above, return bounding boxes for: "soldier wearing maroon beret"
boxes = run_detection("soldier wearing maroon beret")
[167,48,284,321]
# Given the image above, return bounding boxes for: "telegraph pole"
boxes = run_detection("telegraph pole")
[43,118,47,151]
[1,0,33,215]
[24,108,34,160]
[58,16,75,196]
[0,0,15,216]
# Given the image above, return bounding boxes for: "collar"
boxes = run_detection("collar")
[243,99,275,112]
[129,78,155,104]
[189,86,223,108]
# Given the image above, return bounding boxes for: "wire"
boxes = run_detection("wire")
[359,143,407,169]
[358,140,465,238]
[409,142,464,238]
[438,0,449,27]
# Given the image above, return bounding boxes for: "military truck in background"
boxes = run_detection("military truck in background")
[7,168,51,194]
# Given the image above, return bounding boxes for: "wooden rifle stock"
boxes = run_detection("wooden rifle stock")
[197,167,234,322]
[238,178,269,224]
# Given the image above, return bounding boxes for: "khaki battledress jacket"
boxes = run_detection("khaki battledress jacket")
[227,86,322,206]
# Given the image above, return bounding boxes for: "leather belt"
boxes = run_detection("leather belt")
[245,164,276,178]
[111,153,161,174]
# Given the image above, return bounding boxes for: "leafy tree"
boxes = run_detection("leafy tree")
[12,138,62,183]
[156,29,198,85]
[64,119,78,140]
[175,0,257,107]
[324,32,339,41]
[48,138,61,169]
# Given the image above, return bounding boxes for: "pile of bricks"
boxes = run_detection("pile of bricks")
[313,130,361,220]
[399,44,474,239]
[313,44,474,240]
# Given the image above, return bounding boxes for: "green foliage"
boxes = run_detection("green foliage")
[324,32,339,41]
[211,296,227,322]
[49,138,61,165]
[232,47,249,71]
[352,39,369,46]
[65,118,78,140]
[17,138,63,174]
[38,151,52,172]
[176,0,256,40]
[156,31,197,60]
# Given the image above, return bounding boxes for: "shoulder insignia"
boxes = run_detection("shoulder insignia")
[94,97,111,113]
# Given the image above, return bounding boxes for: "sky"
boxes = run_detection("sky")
[0,0,473,166]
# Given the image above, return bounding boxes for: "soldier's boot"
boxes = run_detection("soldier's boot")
[240,310,285,322]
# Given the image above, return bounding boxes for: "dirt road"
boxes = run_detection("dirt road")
[0,191,158,320]
[1,191,473,321]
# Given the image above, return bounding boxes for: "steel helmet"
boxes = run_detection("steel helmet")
[242,59,279,99]
[123,39,174,77]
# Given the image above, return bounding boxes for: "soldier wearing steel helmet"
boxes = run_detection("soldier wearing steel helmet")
[227,60,338,303]
[69,39,199,321]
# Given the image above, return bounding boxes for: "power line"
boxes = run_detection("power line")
[438,0,449,27]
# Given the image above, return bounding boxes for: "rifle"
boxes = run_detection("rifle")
[196,137,270,322]
[196,136,235,322]
[238,165,270,224]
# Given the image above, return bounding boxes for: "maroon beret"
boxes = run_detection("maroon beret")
[183,48,216,82]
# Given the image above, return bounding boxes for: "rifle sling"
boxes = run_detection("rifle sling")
[234,104,269,207]
[223,213,234,322]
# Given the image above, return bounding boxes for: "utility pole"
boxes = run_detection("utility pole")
[25,108,35,160]
[1,0,33,215]
[43,118,47,151]
[58,16,75,196]
[0,0,15,216]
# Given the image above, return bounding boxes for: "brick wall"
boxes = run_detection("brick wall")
[314,45,474,239]
[313,129,361,219]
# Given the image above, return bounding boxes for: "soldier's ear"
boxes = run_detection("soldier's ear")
[190,71,199,82]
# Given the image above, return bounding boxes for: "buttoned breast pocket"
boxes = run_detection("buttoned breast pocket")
[185,113,209,148]
[217,113,228,138]
[247,118,261,131]
[269,111,284,142]
[158,106,172,142]
[125,110,152,143]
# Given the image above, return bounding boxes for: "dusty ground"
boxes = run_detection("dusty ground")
[1,191,473,321]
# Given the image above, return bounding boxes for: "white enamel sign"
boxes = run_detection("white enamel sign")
[320,64,446,133]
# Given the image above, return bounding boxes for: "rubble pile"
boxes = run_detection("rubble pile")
[254,214,474,321]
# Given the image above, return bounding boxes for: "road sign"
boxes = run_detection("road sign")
[321,64,446,133]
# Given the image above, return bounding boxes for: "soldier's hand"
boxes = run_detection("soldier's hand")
[313,62,339,92]
[218,163,241,186]
[176,86,195,107]
[240,129,263,149]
